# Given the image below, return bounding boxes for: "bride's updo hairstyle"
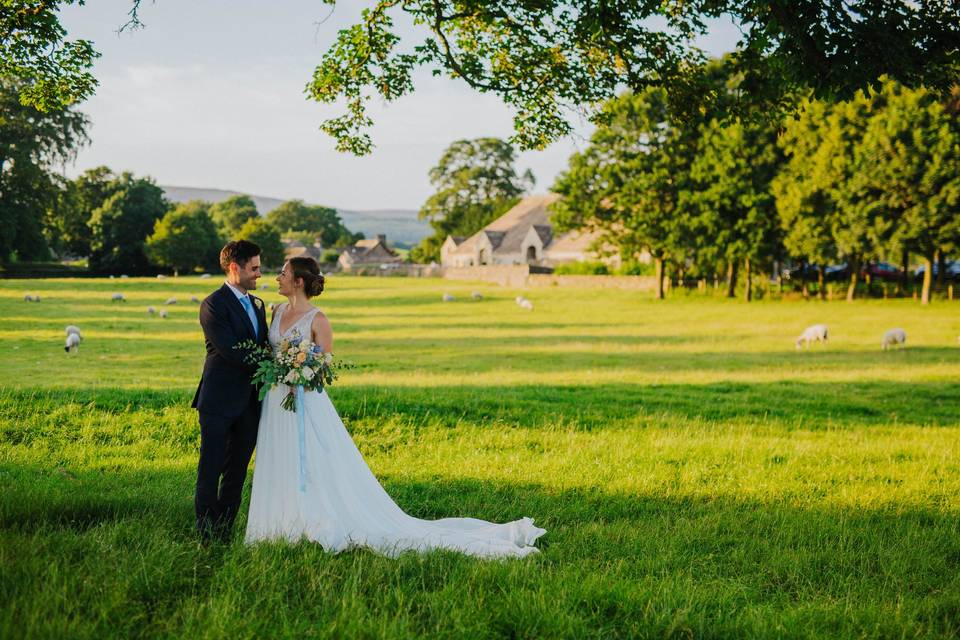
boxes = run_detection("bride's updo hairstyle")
[288,256,325,298]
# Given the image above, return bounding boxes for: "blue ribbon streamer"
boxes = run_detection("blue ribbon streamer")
[294,385,329,493]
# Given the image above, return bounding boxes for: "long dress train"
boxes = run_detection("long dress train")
[244,304,545,558]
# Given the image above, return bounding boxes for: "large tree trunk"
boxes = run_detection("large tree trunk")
[921,255,933,305]
[846,257,860,302]
[799,261,809,298]
[743,257,753,302]
[654,257,664,300]
[898,249,909,296]
[817,266,826,300]
[726,261,738,298]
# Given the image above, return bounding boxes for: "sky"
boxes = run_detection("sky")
[59,1,741,211]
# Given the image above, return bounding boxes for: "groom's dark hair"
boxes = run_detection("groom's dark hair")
[220,240,261,273]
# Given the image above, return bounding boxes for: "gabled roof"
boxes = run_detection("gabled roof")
[448,193,561,257]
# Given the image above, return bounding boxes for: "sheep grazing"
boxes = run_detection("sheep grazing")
[111,293,126,303]
[65,332,81,354]
[159,309,168,319]
[200,273,211,279]
[120,274,129,279]
[23,294,36,302]
[471,291,483,301]
[442,293,455,302]
[165,297,177,305]
[515,296,534,311]
[795,324,828,349]
[881,328,907,351]
[147,306,156,315]
[190,295,200,304]
[156,274,167,279]
[64,326,82,341]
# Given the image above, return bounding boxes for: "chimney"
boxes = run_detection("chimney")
[376,234,387,245]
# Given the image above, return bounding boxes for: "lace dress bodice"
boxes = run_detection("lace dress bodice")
[269,303,322,350]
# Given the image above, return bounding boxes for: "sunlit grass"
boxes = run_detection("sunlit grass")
[1,275,959,638]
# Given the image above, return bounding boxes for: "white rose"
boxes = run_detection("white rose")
[301,366,315,380]
[283,370,299,384]
[323,353,334,366]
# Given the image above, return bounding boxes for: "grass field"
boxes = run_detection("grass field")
[2,275,959,639]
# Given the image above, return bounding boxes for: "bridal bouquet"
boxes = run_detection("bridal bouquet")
[235,330,346,411]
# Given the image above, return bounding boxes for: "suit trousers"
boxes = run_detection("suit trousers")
[195,391,260,540]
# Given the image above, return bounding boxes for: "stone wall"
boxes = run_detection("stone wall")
[444,265,657,290]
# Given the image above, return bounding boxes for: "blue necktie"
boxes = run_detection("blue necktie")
[239,295,258,336]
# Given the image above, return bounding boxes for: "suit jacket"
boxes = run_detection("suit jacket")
[192,284,269,418]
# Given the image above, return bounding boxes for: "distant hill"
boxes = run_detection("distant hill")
[161,185,430,246]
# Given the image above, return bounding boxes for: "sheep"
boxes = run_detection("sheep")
[165,297,177,305]
[442,293,455,302]
[516,296,534,311]
[111,293,126,302]
[260,283,269,290]
[159,309,168,319]
[64,325,82,341]
[881,328,907,351]
[190,295,200,304]
[147,306,156,315]
[23,294,35,302]
[156,274,167,279]
[120,274,129,279]
[200,273,211,279]
[65,332,81,353]
[471,291,483,301]
[795,324,828,349]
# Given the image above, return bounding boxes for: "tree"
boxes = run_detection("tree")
[266,200,357,248]
[774,99,839,298]
[0,1,98,112]
[45,166,116,258]
[145,200,222,276]
[237,218,284,268]
[685,117,783,301]
[0,77,88,264]
[209,195,259,239]
[411,138,533,263]
[304,0,960,153]
[88,174,170,272]
[858,79,960,304]
[552,89,696,300]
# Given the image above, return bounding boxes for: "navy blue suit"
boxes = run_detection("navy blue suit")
[192,284,268,539]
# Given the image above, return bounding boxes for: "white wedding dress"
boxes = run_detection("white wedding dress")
[244,304,545,558]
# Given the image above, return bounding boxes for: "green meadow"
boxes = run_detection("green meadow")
[1,275,959,639]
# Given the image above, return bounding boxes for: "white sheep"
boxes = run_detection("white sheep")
[471,291,483,301]
[156,274,167,279]
[190,295,200,304]
[796,324,828,349]
[64,325,82,341]
[65,332,81,353]
[120,274,129,279]
[881,328,907,350]
[516,296,534,311]
[200,273,211,279]
[147,306,156,315]
[23,294,35,302]
[111,293,126,302]
[165,297,177,305]
[442,293,455,302]
[159,309,168,319]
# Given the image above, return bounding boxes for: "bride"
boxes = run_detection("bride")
[245,256,545,558]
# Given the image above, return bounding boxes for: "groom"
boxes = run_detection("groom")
[192,239,268,542]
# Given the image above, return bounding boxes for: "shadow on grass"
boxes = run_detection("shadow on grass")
[3,376,959,433]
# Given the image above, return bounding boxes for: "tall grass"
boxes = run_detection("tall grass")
[1,276,959,638]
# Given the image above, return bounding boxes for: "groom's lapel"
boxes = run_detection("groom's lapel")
[220,284,257,340]
[252,296,267,342]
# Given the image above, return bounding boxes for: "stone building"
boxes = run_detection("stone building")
[338,234,402,271]
[440,193,609,268]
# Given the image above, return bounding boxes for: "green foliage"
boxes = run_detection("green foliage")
[412,138,532,263]
[552,261,609,276]
[1,276,960,638]
[145,201,222,275]
[237,218,284,268]
[320,248,341,264]
[0,1,99,112]
[266,200,358,248]
[309,1,960,153]
[0,77,88,264]
[209,195,259,239]
[88,174,170,272]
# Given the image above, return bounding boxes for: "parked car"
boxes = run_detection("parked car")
[862,261,901,282]
[824,263,850,281]
[914,260,960,279]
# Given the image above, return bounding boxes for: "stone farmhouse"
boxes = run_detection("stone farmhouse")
[440,193,609,268]
[338,234,402,271]
[283,238,324,262]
